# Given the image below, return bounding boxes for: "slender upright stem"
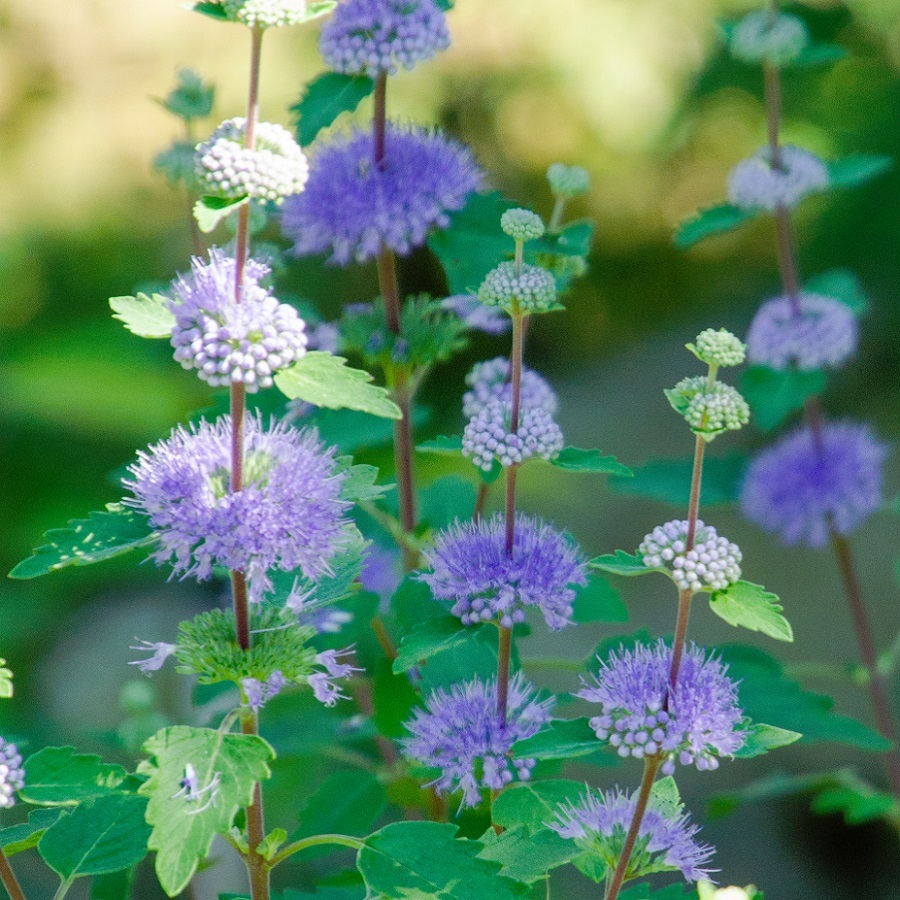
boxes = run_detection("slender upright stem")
[474,482,490,519]
[603,755,662,900]
[548,197,566,235]
[242,712,270,900]
[496,625,513,724]
[0,846,26,900]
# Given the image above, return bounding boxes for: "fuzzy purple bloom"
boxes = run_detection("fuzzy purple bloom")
[745,292,858,371]
[0,737,25,809]
[360,544,403,601]
[421,513,587,630]
[462,356,558,419]
[550,786,715,883]
[282,124,482,265]
[579,640,746,774]
[168,250,307,391]
[241,670,287,711]
[741,421,887,547]
[441,295,511,335]
[319,0,449,78]
[402,674,553,809]
[727,145,828,212]
[308,647,362,708]
[124,415,350,601]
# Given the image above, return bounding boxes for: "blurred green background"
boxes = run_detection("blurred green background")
[2,0,900,897]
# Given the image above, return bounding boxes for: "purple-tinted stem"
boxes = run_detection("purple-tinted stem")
[0,846,26,900]
[603,754,662,900]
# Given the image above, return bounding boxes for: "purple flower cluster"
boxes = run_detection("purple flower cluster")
[124,416,350,601]
[579,640,747,774]
[727,145,828,212]
[402,674,552,809]
[550,787,714,882]
[308,648,362,708]
[745,293,857,371]
[319,0,450,78]
[420,513,587,630]
[441,295,510,335]
[462,399,564,471]
[169,250,307,391]
[282,124,481,265]
[0,737,24,809]
[462,356,558,419]
[241,670,287,711]
[741,421,887,547]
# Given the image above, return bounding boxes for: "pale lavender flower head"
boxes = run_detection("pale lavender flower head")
[462,356,559,419]
[746,293,858,371]
[169,249,307,392]
[124,415,350,601]
[550,786,714,883]
[402,674,553,809]
[129,640,177,675]
[0,737,25,809]
[741,421,887,547]
[421,513,587,630]
[319,0,450,78]
[282,124,482,265]
[241,670,287,711]
[441,295,511,335]
[360,544,403,601]
[727,145,828,212]
[308,647,362,708]
[579,640,746,774]
[462,399,564,471]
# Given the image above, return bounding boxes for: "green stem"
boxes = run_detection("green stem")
[0,847,25,900]
[548,197,566,234]
[603,755,661,900]
[269,834,365,868]
[51,878,73,900]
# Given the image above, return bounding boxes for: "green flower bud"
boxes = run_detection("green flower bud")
[478,261,557,314]
[687,328,747,368]
[665,377,750,440]
[547,162,590,198]
[730,11,809,67]
[500,208,545,242]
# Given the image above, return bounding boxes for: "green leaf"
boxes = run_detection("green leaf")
[572,576,628,624]
[153,141,198,187]
[790,42,847,67]
[619,884,692,900]
[10,504,156,580]
[674,203,755,248]
[293,772,386,856]
[547,447,632,477]
[734,723,802,759]
[393,616,482,674]
[372,659,420,739]
[275,352,402,419]
[20,747,130,806]
[491,780,586,833]
[741,366,826,432]
[512,718,602,761]
[38,794,150,879]
[478,825,580,883]
[417,435,463,456]
[811,780,897,824]
[109,293,175,339]
[357,822,530,899]
[827,155,892,190]
[589,550,655,578]
[418,476,478,530]
[90,867,136,900]
[291,72,375,146]
[805,269,868,314]
[189,1,230,20]
[428,191,517,294]
[338,461,391,503]
[709,581,793,642]
[139,726,274,897]
[0,658,11,699]
[720,645,892,751]
[194,195,248,233]
[157,68,215,121]
[0,809,63,855]
[609,454,745,506]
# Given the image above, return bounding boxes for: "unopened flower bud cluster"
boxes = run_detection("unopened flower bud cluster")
[501,208,545,242]
[478,261,557,314]
[640,520,742,592]
[729,10,809,66]
[0,737,24,809]
[222,0,314,29]
[462,399,563,471]
[690,328,746,368]
[727,145,828,212]
[674,377,750,437]
[462,356,558,419]
[196,118,308,204]
[547,163,590,198]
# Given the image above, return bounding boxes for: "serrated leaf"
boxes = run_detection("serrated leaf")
[10,504,156,580]
[109,293,175,339]
[358,822,530,899]
[572,576,628,624]
[741,366,826,432]
[275,352,401,419]
[194,195,248,233]
[609,454,745,507]
[720,645,891,751]
[589,550,655,577]
[512,718,602,761]
[393,616,479,673]
[158,68,215,121]
[428,191,517,295]
[38,794,150,879]
[153,141,198,186]
[0,809,63,855]
[0,658,11,699]
[291,72,375,146]
[709,580,793,642]
[805,269,868,314]
[734,723,802,759]
[478,825,580,883]
[20,748,130,806]
[189,1,230,20]
[338,461,392,503]
[491,780,586,832]
[674,203,755,249]
[139,726,274,896]
[827,155,892,190]
[547,447,632,477]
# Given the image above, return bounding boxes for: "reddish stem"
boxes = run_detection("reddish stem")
[0,847,25,900]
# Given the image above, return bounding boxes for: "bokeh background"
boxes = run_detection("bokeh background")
[2,0,900,897]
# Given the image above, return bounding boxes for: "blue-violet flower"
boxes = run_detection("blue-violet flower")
[0,738,24,809]
[462,356,558,419]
